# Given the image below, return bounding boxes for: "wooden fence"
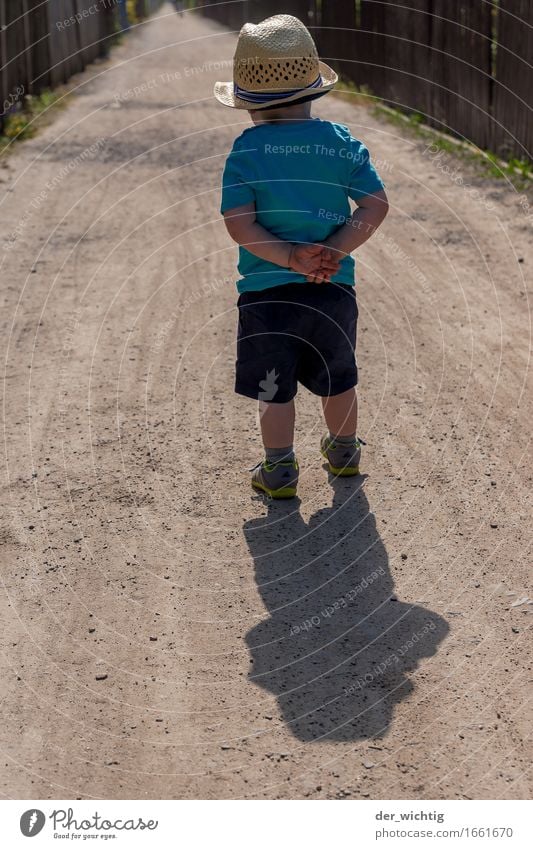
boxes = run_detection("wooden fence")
[196,0,533,162]
[0,1,164,129]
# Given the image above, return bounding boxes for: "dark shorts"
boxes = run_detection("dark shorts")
[235,282,358,403]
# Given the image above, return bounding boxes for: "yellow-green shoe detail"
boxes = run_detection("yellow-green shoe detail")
[320,435,362,477]
[251,480,298,499]
[251,458,299,499]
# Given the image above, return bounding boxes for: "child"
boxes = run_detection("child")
[215,14,388,498]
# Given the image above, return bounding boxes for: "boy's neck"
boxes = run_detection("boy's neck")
[250,102,313,125]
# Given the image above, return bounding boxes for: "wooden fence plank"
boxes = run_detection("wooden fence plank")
[28,0,53,92]
[47,0,68,84]
[98,0,118,59]
[4,1,28,110]
[356,0,387,98]
[199,1,313,29]
[492,0,533,160]
[65,0,84,77]
[74,1,101,67]
[430,1,492,148]
[0,1,8,117]
[316,0,357,81]
[246,0,311,25]
[381,0,433,121]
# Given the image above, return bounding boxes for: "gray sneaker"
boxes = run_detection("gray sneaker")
[251,459,299,499]
[320,435,363,477]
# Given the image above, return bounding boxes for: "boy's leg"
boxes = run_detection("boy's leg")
[252,399,298,498]
[234,285,303,497]
[320,387,361,476]
[321,387,357,438]
[258,399,295,453]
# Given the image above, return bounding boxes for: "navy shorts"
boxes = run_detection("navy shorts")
[235,282,358,403]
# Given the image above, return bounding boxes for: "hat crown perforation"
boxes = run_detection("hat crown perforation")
[233,15,320,92]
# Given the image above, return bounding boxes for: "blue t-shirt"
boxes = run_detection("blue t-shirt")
[220,118,385,293]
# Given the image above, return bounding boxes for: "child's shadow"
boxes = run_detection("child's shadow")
[244,478,449,742]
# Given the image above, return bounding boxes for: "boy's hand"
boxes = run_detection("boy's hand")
[307,246,341,284]
[288,244,340,283]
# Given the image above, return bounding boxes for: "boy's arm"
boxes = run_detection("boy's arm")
[322,190,389,258]
[223,202,340,281]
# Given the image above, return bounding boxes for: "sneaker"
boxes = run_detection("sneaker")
[320,435,363,477]
[251,458,299,499]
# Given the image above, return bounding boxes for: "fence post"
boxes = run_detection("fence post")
[430,1,492,149]
[315,0,356,81]
[0,1,6,127]
[492,0,533,160]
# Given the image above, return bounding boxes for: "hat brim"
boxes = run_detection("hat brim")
[214,61,338,110]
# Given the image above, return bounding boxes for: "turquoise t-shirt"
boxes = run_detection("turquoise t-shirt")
[220,118,385,293]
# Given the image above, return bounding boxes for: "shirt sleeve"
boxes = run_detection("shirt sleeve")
[220,140,256,214]
[347,137,385,202]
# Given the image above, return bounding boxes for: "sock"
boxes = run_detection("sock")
[265,445,295,464]
[329,432,357,445]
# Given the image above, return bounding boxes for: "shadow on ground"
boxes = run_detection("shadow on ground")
[244,477,449,742]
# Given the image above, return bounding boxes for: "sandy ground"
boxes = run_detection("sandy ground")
[0,4,531,800]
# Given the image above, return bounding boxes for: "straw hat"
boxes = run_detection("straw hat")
[214,14,338,110]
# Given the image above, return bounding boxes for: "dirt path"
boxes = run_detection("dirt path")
[0,4,531,800]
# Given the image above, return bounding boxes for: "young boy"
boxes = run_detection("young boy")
[215,14,388,498]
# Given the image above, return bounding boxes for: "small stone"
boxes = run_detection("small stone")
[95,674,108,681]
[490,522,498,529]
[401,553,408,560]
[512,627,519,634]
[363,760,375,769]
[221,744,232,750]
[149,636,158,641]
[88,627,95,634]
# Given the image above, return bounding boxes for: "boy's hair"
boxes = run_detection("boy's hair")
[255,91,329,112]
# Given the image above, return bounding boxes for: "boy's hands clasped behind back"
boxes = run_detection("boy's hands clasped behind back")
[224,189,388,285]
[288,244,340,283]
[290,186,387,282]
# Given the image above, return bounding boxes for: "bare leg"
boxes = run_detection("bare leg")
[321,387,358,437]
[258,399,295,449]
